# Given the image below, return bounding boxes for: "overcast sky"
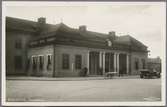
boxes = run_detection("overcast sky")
[4,2,166,58]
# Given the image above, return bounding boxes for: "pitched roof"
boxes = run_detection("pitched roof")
[6,16,37,32]
[6,16,148,52]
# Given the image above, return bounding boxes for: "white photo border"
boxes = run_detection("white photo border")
[1,1,166,106]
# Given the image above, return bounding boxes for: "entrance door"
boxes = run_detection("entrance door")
[89,51,100,75]
[119,54,127,75]
[105,53,114,73]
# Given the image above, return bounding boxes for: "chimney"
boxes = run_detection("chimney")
[38,17,46,24]
[79,25,87,32]
[36,17,46,35]
[108,31,116,40]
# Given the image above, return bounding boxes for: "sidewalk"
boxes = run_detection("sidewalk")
[6,75,140,81]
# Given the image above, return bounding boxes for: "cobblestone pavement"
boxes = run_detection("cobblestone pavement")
[6,78,161,102]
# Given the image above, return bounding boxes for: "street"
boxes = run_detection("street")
[6,78,161,102]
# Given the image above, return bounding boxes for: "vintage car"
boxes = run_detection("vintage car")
[139,69,161,79]
[105,72,117,79]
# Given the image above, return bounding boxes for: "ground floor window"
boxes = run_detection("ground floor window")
[142,59,146,69]
[62,54,70,69]
[47,54,52,70]
[14,55,22,70]
[27,57,30,69]
[135,58,139,70]
[32,56,37,70]
[39,56,44,70]
[75,55,82,69]
[15,38,22,49]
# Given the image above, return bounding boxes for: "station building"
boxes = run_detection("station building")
[6,17,149,77]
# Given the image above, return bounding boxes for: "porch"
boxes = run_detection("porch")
[87,51,130,76]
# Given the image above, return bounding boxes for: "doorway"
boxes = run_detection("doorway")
[119,54,127,75]
[105,53,114,73]
[89,51,101,75]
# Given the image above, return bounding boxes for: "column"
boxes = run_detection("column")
[108,53,110,72]
[114,53,117,72]
[102,52,105,75]
[127,54,129,75]
[117,53,120,74]
[87,51,90,75]
[99,52,102,68]
[37,56,39,76]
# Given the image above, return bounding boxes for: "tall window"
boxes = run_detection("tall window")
[135,58,139,70]
[39,56,44,70]
[75,55,82,69]
[142,59,146,69]
[62,54,69,69]
[47,55,52,70]
[26,57,30,69]
[32,56,37,70]
[14,56,22,70]
[15,38,22,49]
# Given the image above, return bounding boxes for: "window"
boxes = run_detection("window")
[75,55,82,69]
[62,54,69,69]
[39,56,44,70]
[26,57,30,69]
[47,55,52,70]
[106,39,112,47]
[14,56,22,70]
[142,59,146,69]
[135,58,139,70]
[15,39,22,49]
[32,56,37,70]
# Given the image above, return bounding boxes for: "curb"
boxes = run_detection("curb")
[6,76,140,81]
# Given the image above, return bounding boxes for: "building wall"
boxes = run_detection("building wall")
[27,45,54,77]
[55,45,89,77]
[27,44,148,77]
[130,52,148,75]
[147,63,161,72]
[6,30,33,75]
[28,45,89,77]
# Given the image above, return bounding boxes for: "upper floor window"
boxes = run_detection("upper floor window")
[15,38,22,49]
[75,55,82,69]
[62,54,70,69]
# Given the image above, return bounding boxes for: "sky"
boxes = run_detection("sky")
[4,2,166,58]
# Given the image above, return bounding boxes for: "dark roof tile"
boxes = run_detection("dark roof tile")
[6,16,148,52]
